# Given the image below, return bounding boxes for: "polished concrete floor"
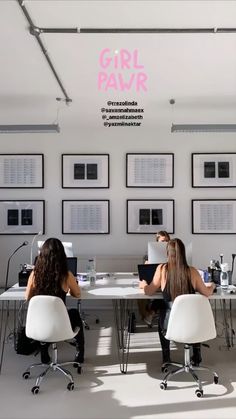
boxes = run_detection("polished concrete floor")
[0,309,236,419]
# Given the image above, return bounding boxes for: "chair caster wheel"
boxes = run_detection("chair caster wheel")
[22,371,30,379]
[161,365,169,373]
[214,375,219,384]
[95,318,99,324]
[31,386,40,395]
[67,382,74,391]
[195,389,203,398]
[77,365,82,374]
[160,382,167,390]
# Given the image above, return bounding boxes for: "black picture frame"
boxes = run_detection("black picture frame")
[0,200,45,235]
[192,199,236,234]
[127,199,175,234]
[62,154,109,188]
[0,154,44,188]
[62,200,110,234]
[192,153,236,188]
[126,153,174,188]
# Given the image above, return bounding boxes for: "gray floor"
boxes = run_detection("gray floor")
[0,309,236,419]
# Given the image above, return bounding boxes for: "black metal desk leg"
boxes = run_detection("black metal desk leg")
[221,299,231,349]
[113,299,131,374]
[0,301,10,374]
[229,300,235,347]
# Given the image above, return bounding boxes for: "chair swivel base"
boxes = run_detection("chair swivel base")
[160,345,219,398]
[22,343,82,394]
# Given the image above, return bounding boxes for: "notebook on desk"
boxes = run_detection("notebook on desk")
[137,263,158,284]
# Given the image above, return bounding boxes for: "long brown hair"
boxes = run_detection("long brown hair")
[165,238,192,300]
[33,238,68,296]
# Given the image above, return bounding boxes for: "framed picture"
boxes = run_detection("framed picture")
[192,199,236,234]
[62,154,109,188]
[192,153,236,187]
[126,153,174,187]
[127,199,174,234]
[0,200,45,235]
[0,154,44,188]
[62,200,110,234]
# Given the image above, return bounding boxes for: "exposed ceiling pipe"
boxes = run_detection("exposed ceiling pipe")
[79,27,236,34]
[17,0,72,104]
[33,27,236,35]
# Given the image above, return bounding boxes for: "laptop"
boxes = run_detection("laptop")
[137,263,158,284]
[147,242,167,264]
[67,257,77,276]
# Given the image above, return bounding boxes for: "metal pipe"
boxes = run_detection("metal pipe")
[30,27,236,35]
[79,27,236,34]
[17,0,72,104]
[37,27,79,34]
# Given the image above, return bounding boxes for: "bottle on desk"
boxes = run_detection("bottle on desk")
[87,258,96,287]
[220,263,230,290]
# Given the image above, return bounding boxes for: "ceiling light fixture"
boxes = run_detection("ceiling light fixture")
[0,124,60,134]
[171,124,236,133]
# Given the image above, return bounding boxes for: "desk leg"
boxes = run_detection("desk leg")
[229,300,235,347]
[113,299,132,374]
[0,301,10,374]
[220,299,234,350]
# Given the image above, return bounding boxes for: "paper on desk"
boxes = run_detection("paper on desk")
[88,287,140,296]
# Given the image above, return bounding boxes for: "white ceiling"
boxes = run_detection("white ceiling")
[1,0,236,129]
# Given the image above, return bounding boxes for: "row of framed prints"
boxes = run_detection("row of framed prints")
[1,153,236,188]
[1,199,236,235]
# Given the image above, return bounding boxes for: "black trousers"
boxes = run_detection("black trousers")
[68,308,85,362]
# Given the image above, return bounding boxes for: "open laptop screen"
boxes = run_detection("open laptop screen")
[137,263,158,284]
[147,242,167,264]
[66,257,77,276]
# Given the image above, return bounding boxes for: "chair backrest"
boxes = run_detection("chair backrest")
[26,295,77,343]
[165,294,216,344]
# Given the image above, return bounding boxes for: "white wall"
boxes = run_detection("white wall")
[1,124,236,288]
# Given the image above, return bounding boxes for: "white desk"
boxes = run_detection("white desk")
[0,274,236,374]
[0,274,152,374]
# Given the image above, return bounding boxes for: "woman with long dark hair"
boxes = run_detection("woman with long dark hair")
[25,238,84,365]
[140,238,216,366]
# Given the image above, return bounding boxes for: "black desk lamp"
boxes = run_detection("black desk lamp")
[4,241,28,290]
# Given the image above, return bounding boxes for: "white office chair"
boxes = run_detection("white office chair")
[22,295,81,394]
[160,294,219,397]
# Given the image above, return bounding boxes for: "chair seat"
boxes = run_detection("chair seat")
[23,295,81,394]
[161,294,219,397]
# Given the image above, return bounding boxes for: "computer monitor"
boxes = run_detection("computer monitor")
[62,242,73,257]
[147,241,168,264]
[37,240,44,252]
[37,240,73,257]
